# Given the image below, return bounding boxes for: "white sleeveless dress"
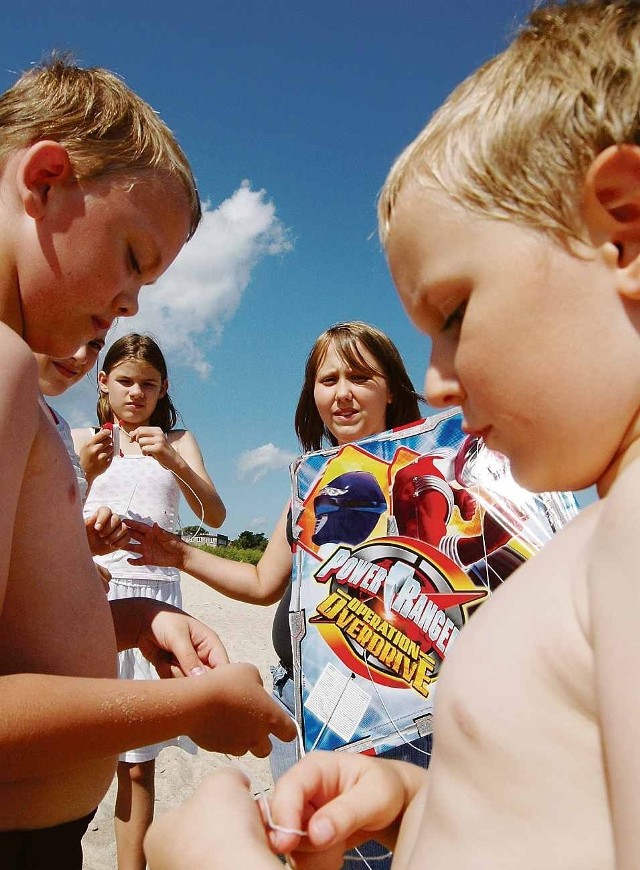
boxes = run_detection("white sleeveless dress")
[84,448,197,763]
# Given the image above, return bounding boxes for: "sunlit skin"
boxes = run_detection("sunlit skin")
[35,333,128,562]
[313,340,392,446]
[3,142,192,357]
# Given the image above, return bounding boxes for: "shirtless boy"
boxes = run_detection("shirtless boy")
[143,2,640,868]
[0,57,294,867]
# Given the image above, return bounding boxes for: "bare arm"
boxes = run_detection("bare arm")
[0,335,38,615]
[0,661,296,781]
[169,430,226,528]
[127,504,293,605]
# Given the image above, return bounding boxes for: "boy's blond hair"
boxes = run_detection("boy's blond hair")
[379,0,640,248]
[0,54,201,238]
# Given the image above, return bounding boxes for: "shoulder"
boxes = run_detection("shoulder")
[586,465,639,600]
[167,429,198,451]
[0,324,38,381]
[0,325,39,413]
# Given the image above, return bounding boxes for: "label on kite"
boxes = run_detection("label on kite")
[289,408,578,755]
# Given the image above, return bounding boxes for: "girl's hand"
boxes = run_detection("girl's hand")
[125,519,185,569]
[85,506,131,556]
[79,427,114,483]
[129,426,177,469]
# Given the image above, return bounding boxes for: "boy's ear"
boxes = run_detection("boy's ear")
[17,141,74,219]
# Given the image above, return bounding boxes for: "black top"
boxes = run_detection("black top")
[271,508,294,675]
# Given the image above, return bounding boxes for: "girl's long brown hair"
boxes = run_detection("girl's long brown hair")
[294,321,423,453]
[97,334,179,432]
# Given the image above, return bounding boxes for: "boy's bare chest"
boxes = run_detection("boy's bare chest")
[0,417,116,677]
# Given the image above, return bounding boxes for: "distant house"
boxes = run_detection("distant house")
[181,532,229,548]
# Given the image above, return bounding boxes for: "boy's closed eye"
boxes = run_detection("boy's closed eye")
[128,246,141,275]
[442,302,467,332]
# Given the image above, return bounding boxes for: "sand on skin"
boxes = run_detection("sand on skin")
[82,571,282,870]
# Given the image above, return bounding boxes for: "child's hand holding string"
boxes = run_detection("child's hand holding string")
[125,519,185,569]
[128,426,178,469]
[111,598,229,678]
[79,426,114,484]
[266,751,424,866]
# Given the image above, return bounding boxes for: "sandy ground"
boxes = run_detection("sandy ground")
[82,572,280,870]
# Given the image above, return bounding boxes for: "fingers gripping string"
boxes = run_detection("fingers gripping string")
[118,425,206,542]
[257,793,306,838]
[224,717,382,870]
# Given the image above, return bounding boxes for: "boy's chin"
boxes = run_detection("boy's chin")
[508,457,570,496]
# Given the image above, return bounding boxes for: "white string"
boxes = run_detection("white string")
[360,647,431,761]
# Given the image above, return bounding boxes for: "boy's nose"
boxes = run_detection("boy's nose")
[71,348,88,367]
[114,288,140,318]
[424,346,464,409]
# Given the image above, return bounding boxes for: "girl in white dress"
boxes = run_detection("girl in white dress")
[74,333,225,870]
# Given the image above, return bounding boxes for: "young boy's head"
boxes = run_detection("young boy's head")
[0,55,201,237]
[379,0,640,249]
[0,56,201,357]
[378,0,640,497]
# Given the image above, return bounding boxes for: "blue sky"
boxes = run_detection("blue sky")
[5,0,588,537]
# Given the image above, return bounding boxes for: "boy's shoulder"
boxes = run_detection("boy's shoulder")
[0,323,39,396]
[592,459,640,543]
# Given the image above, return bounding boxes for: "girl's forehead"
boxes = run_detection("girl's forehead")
[318,338,381,373]
[108,358,163,378]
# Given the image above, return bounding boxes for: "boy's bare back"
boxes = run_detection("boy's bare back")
[0,325,118,828]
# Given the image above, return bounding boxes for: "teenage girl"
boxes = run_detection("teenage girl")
[73,333,226,870]
[126,321,427,870]
[35,335,130,563]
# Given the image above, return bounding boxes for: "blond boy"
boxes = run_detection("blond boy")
[0,57,294,867]
[143,2,640,869]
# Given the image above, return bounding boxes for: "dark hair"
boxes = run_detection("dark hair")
[97,333,179,432]
[294,321,423,453]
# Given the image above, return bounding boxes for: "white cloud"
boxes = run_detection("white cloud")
[248,516,269,531]
[237,443,297,483]
[111,181,293,376]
